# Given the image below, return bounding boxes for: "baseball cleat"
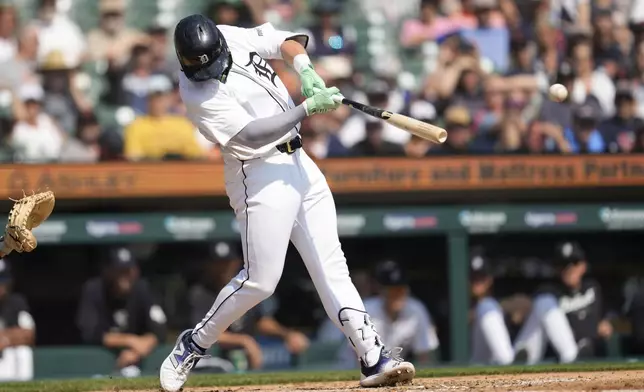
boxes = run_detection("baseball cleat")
[360,347,415,387]
[160,329,209,392]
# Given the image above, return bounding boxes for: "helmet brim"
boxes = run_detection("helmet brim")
[184,51,230,82]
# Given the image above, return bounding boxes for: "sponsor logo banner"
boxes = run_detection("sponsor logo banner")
[383,214,439,232]
[524,212,578,228]
[459,210,507,233]
[164,216,216,240]
[599,207,644,230]
[86,221,143,238]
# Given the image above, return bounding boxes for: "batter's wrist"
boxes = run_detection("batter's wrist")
[293,54,313,74]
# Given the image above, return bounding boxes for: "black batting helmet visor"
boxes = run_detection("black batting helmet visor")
[174,14,232,82]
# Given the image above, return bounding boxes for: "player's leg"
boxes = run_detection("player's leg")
[0,346,33,381]
[161,157,301,392]
[289,151,414,387]
[471,298,514,365]
[513,294,578,364]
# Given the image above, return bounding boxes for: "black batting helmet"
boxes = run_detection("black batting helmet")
[174,14,232,82]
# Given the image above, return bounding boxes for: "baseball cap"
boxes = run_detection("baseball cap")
[374,260,408,286]
[557,61,576,83]
[410,100,437,123]
[99,0,125,13]
[209,241,240,262]
[574,103,598,123]
[148,74,173,96]
[0,259,12,283]
[105,247,137,269]
[554,241,586,267]
[470,255,492,280]
[19,84,44,103]
[444,106,472,128]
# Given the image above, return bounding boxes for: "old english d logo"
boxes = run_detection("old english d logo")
[245,52,277,87]
[170,341,186,368]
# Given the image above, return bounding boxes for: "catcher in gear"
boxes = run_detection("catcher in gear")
[0,191,55,257]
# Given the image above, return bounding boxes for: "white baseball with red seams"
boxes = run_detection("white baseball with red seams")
[159,22,414,392]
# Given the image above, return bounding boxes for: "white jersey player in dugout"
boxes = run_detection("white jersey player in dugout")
[159,14,415,392]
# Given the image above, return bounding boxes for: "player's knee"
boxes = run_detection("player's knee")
[533,294,558,316]
[475,297,501,319]
[559,346,578,363]
[249,277,279,300]
[495,351,515,366]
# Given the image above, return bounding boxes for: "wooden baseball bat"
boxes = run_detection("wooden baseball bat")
[333,96,448,144]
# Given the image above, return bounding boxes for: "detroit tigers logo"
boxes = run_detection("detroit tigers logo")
[199,54,209,64]
[245,52,278,87]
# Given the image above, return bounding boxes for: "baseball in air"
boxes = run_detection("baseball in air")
[549,83,568,102]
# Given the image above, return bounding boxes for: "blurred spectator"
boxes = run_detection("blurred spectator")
[300,0,356,58]
[569,37,615,117]
[404,101,436,157]
[469,255,514,365]
[599,84,643,153]
[10,84,64,163]
[121,45,159,114]
[400,0,454,48]
[429,105,473,154]
[28,0,86,69]
[124,75,204,161]
[451,53,486,113]
[547,103,605,153]
[0,30,39,92]
[189,242,310,371]
[0,1,18,63]
[592,7,624,79]
[350,118,405,157]
[460,0,510,73]
[59,113,103,162]
[38,50,92,134]
[207,0,255,27]
[76,247,166,378]
[340,80,409,147]
[147,26,175,75]
[0,259,35,381]
[301,114,348,159]
[87,0,148,66]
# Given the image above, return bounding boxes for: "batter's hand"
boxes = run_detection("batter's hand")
[299,66,326,98]
[304,87,343,115]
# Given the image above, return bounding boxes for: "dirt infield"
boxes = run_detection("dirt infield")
[108,370,644,392]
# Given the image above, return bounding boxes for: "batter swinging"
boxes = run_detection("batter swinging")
[159,14,415,392]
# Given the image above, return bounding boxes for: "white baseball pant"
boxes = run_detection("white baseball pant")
[513,294,578,364]
[470,297,514,365]
[191,148,382,366]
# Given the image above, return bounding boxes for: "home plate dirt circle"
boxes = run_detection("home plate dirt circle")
[104,370,644,392]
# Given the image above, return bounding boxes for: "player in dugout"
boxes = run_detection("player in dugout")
[76,247,167,377]
[513,241,613,363]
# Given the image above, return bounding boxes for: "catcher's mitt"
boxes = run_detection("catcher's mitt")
[2,191,55,254]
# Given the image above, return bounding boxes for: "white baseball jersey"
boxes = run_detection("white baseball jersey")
[364,296,439,355]
[179,23,305,161]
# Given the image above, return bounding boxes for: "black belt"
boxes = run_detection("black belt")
[276,135,302,154]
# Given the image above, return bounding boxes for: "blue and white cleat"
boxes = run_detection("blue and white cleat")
[360,347,415,387]
[160,329,209,392]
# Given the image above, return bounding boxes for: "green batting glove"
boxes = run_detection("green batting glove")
[304,86,341,115]
[300,66,327,98]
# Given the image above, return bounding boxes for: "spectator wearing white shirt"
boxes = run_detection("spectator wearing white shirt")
[0,2,18,63]
[569,37,615,118]
[10,84,64,162]
[28,0,86,70]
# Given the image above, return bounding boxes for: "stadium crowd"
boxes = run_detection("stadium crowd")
[3,0,644,162]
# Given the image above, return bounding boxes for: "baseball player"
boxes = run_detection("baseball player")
[160,15,415,392]
[513,241,610,364]
[319,261,439,368]
[468,255,514,365]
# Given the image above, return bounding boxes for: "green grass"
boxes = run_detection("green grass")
[4,362,644,392]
